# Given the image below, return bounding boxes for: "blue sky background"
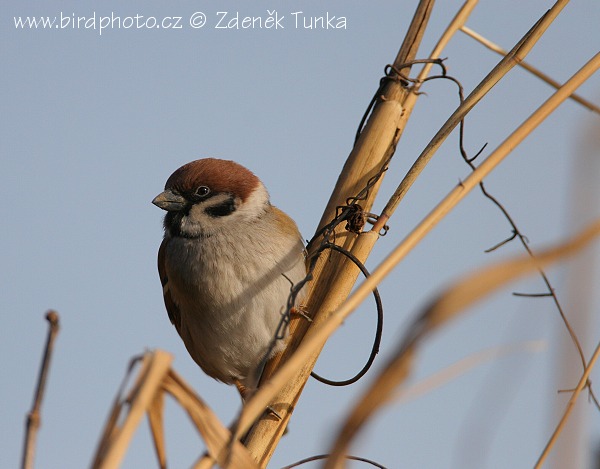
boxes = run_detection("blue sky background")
[2,1,599,468]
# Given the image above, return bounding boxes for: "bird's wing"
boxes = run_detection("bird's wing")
[158,238,182,332]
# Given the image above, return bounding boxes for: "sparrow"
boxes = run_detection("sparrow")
[153,158,307,401]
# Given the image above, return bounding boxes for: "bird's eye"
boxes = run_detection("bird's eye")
[195,186,210,198]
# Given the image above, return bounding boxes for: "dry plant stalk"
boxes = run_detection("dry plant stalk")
[459,25,600,115]
[392,341,546,405]
[235,48,600,465]
[325,219,600,468]
[21,311,60,469]
[375,0,569,228]
[92,2,437,465]
[236,0,573,441]
[238,1,437,465]
[162,370,259,469]
[535,338,600,468]
[91,350,259,469]
[90,1,599,467]
[92,351,173,469]
[147,387,166,468]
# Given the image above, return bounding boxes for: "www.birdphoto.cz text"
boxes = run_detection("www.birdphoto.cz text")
[13,10,348,35]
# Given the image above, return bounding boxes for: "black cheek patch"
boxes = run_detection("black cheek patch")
[206,197,236,217]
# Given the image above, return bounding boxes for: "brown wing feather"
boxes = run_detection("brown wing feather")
[158,238,182,332]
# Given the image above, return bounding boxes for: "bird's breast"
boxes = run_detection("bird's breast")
[162,224,306,384]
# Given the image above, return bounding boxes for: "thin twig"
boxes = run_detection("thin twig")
[92,351,173,469]
[326,220,600,468]
[240,1,437,465]
[512,292,553,297]
[282,454,388,469]
[453,69,589,372]
[534,340,600,468]
[460,25,600,114]
[480,188,587,369]
[374,0,570,232]
[415,0,479,84]
[21,311,60,469]
[393,341,546,404]
[237,51,600,444]
[485,231,518,252]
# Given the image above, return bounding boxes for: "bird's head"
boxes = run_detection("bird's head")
[153,158,269,238]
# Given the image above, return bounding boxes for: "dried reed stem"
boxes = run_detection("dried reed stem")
[534,340,600,468]
[162,370,258,469]
[21,311,60,469]
[92,351,173,469]
[373,0,569,232]
[393,341,546,405]
[417,0,479,83]
[326,219,600,468]
[236,51,600,455]
[239,2,437,465]
[147,388,166,469]
[460,25,600,114]
[92,350,257,469]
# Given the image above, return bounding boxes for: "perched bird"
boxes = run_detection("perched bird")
[153,158,306,401]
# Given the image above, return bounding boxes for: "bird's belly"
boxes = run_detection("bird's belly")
[165,230,306,387]
[175,276,289,385]
[168,249,304,386]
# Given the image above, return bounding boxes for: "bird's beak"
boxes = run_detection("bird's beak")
[152,190,187,211]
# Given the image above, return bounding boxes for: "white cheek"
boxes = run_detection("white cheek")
[187,203,211,223]
[179,194,239,236]
[178,184,270,237]
[237,183,270,218]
